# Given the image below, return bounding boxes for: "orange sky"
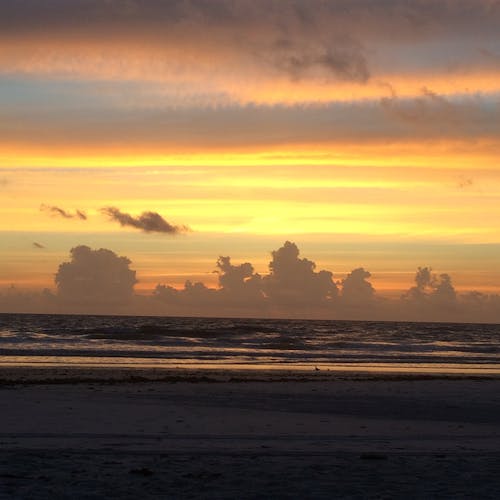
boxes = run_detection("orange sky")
[1,0,500,309]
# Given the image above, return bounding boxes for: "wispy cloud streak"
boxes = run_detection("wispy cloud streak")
[40,204,87,220]
[100,207,189,234]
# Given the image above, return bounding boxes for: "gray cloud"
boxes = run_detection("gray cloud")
[340,268,375,308]
[271,40,370,83]
[3,1,500,40]
[2,241,500,322]
[216,256,264,305]
[264,241,338,307]
[33,242,45,249]
[6,92,498,153]
[0,0,372,84]
[380,87,460,126]
[40,204,87,220]
[3,0,500,94]
[401,267,458,320]
[56,245,137,306]
[100,206,189,234]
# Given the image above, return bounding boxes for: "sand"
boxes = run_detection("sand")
[1,367,500,499]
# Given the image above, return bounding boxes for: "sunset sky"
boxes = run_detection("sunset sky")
[2,0,500,301]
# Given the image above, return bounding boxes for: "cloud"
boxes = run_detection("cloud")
[3,1,500,42]
[340,267,376,308]
[100,206,189,234]
[149,242,500,322]
[33,242,45,249]
[152,241,339,316]
[380,87,460,126]
[269,38,370,83]
[264,241,338,307]
[401,267,458,320]
[55,245,137,306]
[216,256,264,305]
[2,240,500,322]
[40,204,87,220]
[0,0,374,85]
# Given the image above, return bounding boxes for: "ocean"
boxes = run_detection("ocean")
[0,313,499,374]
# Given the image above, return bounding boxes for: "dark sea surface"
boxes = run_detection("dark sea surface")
[0,313,499,373]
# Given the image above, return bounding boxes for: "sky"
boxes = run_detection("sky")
[1,0,500,320]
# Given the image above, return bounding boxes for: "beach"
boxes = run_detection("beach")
[1,367,499,499]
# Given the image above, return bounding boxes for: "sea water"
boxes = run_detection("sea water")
[0,313,499,374]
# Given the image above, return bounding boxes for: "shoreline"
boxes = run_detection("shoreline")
[1,364,500,385]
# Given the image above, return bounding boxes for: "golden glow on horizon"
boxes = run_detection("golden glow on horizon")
[2,139,500,169]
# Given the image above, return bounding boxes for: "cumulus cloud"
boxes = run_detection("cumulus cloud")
[33,242,45,249]
[55,245,137,306]
[264,241,338,307]
[40,204,87,220]
[152,241,338,316]
[340,267,375,308]
[100,206,189,234]
[2,240,500,322]
[216,256,264,305]
[149,243,500,322]
[401,267,458,319]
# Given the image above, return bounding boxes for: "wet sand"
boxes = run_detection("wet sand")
[1,367,500,498]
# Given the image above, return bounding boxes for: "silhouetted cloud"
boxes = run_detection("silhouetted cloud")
[33,242,45,249]
[340,268,375,307]
[56,245,137,306]
[2,240,500,322]
[40,204,87,220]
[264,241,338,307]
[401,267,458,320]
[216,256,264,305]
[100,206,189,234]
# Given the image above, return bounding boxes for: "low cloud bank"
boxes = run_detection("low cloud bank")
[1,242,499,323]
